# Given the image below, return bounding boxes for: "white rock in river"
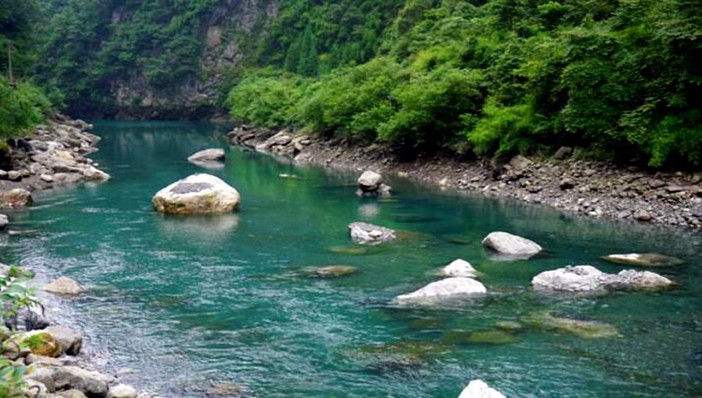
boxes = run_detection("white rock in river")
[440,259,479,278]
[152,173,240,214]
[601,253,684,267]
[481,231,542,259]
[394,277,486,305]
[357,170,382,192]
[531,265,674,292]
[531,265,606,292]
[41,276,85,296]
[348,222,395,245]
[457,380,506,398]
[188,148,226,169]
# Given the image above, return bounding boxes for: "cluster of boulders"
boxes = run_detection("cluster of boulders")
[226,127,702,230]
[0,267,141,398]
[228,126,311,158]
[0,115,111,234]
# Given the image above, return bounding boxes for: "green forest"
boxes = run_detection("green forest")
[1,0,701,167]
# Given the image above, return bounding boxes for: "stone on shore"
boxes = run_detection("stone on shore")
[458,380,506,398]
[601,253,684,267]
[152,173,240,214]
[45,326,82,356]
[0,188,33,208]
[394,277,487,305]
[41,277,85,296]
[531,265,674,292]
[7,330,61,357]
[107,384,138,398]
[25,367,56,393]
[348,222,395,245]
[439,259,479,278]
[481,231,542,259]
[52,366,112,397]
[53,389,88,398]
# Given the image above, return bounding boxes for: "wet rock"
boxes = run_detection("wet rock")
[41,277,85,296]
[188,148,225,163]
[300,265,358,279]
[0,188,33,208]
[481,231,542,259]
[44,326,82,356]
[531,265,674,292]
[52,366,112,397]
[532,265,606,293]
[357,170,382,192]
[394,277,486,305]
[553,146,573,160]
[634,209,653,222]
[439,259,479,278]
[521,311,621,339]
[25,367,57,392]
[0,213,8,230]
[107,384,138,398]
[458,379,506,398]
[152,173,240,214]
[601,253,684,267]
[348,222,395,245]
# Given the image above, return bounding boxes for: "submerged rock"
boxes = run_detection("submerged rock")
[152,173,240,214]
[481,231,542,259]
[301,265,359,279]
[531,265,674,293]
[41,277,85,296]
[394,277,486,305]
[348,222,395,245]
[521,311,622,339]
[439,259,479,278]
[458,380,506,398]
[441,329,518,346]
[601,253,684,267]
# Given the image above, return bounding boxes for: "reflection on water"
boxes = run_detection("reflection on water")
[2,121,701,398]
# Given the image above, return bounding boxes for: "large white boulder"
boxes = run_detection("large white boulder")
[357,170,382,191]
[152,173,240,214]
[394,277,486,305]
[482,231,542,259]
[458,380,506,398]
[440,259,479,278]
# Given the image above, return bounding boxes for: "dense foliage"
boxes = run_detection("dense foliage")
[0,0,52,139]
[229,0,702,168]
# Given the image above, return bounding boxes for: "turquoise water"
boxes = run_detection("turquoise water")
[2,121,702,397]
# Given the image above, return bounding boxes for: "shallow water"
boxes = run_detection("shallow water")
[2,121,701,397]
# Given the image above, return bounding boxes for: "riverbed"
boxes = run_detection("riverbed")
[3,121,701,397]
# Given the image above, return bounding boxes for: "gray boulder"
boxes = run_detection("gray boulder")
[187,149,226,169]
[106,384,138,398]
[0,188,33,208]
[0,213,8,231]
[348,222,395,245]
[45,326,82,356]
[531,265,674,292]
[601,253,684,267]
[357,171,382,192]
[482,231,542,259]
[52,366,112,397]
[458,380,505,398]
[394,277,487,305]
[41,277,85,296]
[152,173,240,214]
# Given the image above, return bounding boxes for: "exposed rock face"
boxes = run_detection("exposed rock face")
[481,231,542,259]
[41,277,85,296]
[439,259,479,278]
[188,148,226,168]
[601,253,684,267]
[394,277,487,305]
[152,173,240,214]
[348,222,395,245]
[531,265,674,292]
[457,380,506,398]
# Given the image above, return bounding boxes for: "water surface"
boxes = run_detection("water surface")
[2,121,701,397]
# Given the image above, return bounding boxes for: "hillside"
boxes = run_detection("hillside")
[28,0,702,167]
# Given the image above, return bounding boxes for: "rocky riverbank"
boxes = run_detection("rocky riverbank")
[228,126,702,230]
[0,117,149,397]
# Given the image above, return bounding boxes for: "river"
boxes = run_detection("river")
[3,121,701,397]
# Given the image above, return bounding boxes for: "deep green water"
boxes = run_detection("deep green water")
[2,121,702,397]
